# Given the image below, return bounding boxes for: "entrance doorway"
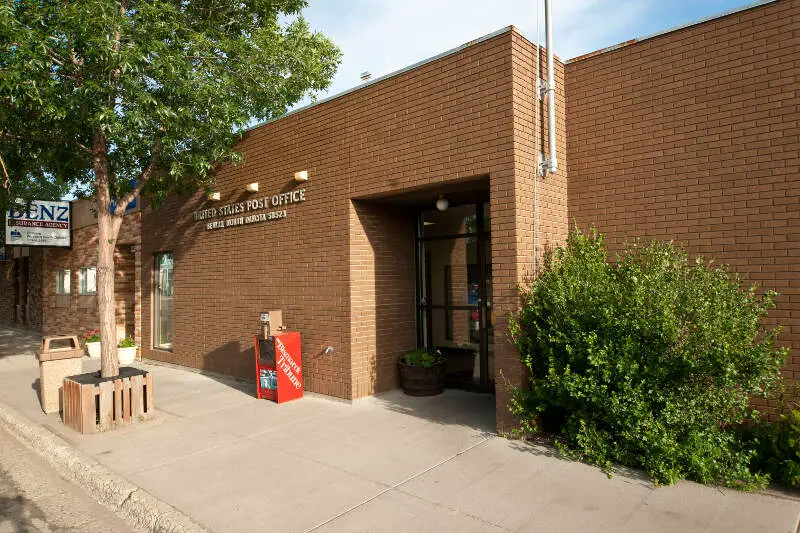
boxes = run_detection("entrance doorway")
[417,201,493,392]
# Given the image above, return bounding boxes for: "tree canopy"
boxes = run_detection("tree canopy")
[0,0,340,376]
[0,0,341,216]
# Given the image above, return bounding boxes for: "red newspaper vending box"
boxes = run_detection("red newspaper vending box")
[254,332,303,403]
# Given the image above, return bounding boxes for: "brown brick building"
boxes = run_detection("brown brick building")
[2,199,141,346]
[566,0,800,390]
[5,0,797,431]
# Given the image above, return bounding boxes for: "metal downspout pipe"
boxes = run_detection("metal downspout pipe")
[544,0,558,174]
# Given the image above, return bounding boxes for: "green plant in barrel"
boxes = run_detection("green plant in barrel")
[400,348,444,368]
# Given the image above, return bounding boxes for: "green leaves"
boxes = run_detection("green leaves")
[400,348,444,368]
[0,0,340,215]
[509,228,787,488]
[746,394,800,489]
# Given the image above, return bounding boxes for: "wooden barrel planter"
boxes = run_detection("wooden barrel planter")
[398,360,446,396]
[63,367,153,434]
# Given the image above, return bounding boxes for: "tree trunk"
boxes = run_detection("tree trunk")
[97,209,122,378]
[92,132,123,378]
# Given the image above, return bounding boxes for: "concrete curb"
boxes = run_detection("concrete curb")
[0,401,209,533]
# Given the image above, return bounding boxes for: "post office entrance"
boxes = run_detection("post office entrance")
[417,200,493,392]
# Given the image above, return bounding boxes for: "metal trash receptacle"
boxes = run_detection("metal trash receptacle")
[37,335,84,414]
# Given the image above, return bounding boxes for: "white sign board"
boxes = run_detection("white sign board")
[5,199,71,248]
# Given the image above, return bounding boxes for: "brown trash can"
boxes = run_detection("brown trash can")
[37,336,84,414]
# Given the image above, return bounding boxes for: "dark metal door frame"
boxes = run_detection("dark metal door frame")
[415,201,491,392]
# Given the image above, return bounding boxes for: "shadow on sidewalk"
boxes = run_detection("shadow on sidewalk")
[371,389,496,439]
[30,380,42,408]
[0,327,41,360]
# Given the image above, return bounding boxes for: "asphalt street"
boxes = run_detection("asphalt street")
[0,424,131,533]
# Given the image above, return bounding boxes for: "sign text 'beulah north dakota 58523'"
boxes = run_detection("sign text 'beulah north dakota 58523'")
[193,189,306,231]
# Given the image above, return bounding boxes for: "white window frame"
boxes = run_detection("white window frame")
[56,269,71,294]
[78,266,97,295]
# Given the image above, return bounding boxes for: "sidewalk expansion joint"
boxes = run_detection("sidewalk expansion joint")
[303,436,494,533]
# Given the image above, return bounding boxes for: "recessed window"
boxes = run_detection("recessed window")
[78,267,97,295]
[154,253,174,350]
[56,269,70,294]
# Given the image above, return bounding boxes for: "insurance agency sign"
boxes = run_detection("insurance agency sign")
[5,199,71,247]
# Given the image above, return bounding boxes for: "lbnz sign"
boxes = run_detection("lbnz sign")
[5,200,71,248]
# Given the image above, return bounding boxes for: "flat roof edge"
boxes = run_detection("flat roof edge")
[243,25,514,134]
[566,0,779,64]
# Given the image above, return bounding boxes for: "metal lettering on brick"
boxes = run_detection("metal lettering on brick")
[193,188,306,231]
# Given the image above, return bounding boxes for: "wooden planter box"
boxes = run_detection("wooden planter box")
[62,367,153,434]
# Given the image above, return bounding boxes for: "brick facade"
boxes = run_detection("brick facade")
[4,1,796,432]
[140,2,798,431]
[566,0,799,394]
[349,202,417,398]
[140,30,529,432]
[0,261,12,325]
[2,202,141,348]
[0,249,44,331]
[42,212,141,341]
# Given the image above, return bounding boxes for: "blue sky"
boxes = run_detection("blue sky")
[298,0,763,100]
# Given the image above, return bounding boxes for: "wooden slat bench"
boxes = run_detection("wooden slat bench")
[62,368,153,434]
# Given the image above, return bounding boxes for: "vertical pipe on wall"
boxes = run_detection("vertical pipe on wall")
[544,0,558,174]
[533,0,541,275]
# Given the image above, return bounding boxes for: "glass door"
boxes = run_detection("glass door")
[417,201,493,391]
[154,252,174,350]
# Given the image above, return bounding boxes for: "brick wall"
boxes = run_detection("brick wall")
[27,250,44,330]
[42,212,141,341]
[0,252,44,331]
[566,1,799,395]
[349,201,417,398]
[140,28,532,414]
[497,34,570,430]
[0,260,13,325]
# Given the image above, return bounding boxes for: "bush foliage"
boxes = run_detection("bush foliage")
[400,348,444,367]
[749,411,800,488]
[746,388,800,489]
[509,229,787,487]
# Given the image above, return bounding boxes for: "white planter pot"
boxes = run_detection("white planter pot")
[117,346,137,365]
[86,341,101,359]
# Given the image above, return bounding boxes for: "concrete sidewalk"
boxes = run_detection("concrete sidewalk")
[0,326,798,532]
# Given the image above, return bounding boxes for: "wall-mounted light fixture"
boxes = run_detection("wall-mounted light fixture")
[246,182,259,192]
[208,192,221,201]
[436,194,449,212]
[294,170,309,182]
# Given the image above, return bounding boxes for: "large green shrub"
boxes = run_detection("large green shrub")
[509,229,787,487]
[749,410,800,488]
[746,388,800,488]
